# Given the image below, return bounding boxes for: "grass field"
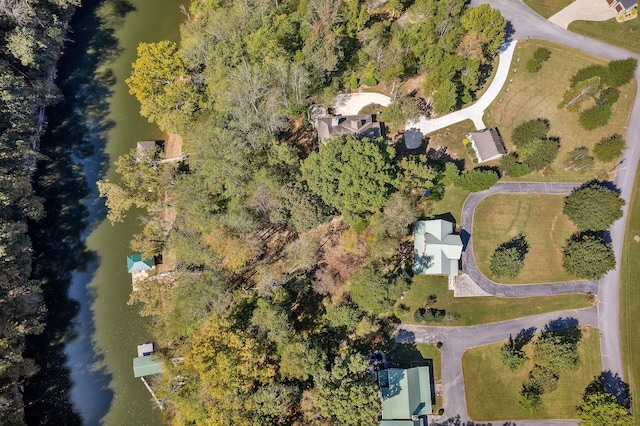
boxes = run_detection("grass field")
[620,164,640,419]
[426,119,477,170]
[484,40,637,182]
[569,18,640,55]
[472,194,577,284]
[524,0,574,18]
[426,185,471,224]
[396,275,593,325]
[463,327,601,420]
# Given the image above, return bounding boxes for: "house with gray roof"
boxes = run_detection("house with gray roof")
[467,128,506,163]
[414,219,463,285]
[379,366,432,426]
[606,0,637,13]
[316,114,382,142]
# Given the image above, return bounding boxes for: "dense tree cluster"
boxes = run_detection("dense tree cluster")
[559,58,637,130]
[518,321,583,412]
[509,118,559,171]
[97,0,508,423]
[0,0,79,422]
[563,182,625,231]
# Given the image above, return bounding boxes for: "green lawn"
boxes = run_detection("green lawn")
[426,185,471,224]
[620,164,640,419]
[569,17,640,55]
[463,327,601,420]
[484,40,637,182]
[472,194,577,284]
[524,0,574,18]
[426,119,478,170]
[396,275,593,326]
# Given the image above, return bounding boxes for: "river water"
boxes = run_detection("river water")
[64,1,184,425]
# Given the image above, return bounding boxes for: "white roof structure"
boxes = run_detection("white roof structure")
[137,343,155,357]
[414,220,463,277]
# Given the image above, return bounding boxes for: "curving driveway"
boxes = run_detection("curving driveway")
[394,0,640,422]
[460,183,599,297]
[407,41,517,133]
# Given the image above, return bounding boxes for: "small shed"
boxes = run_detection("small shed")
[127,254,153,274]
[133,355,163,378]
[136,140,164,155]
[137,343,155,357]
[467,128,506,163]
[404,128,423,150]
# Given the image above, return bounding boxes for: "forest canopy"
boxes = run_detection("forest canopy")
[105,0,509,423]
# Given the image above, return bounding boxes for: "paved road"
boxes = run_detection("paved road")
[398,307,598,424]
[460,183,599,297]
[407,42,517,134]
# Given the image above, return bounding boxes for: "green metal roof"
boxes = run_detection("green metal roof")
[380,367,432,423]
[133,355,163,378]
[127,254,153,273]
[414,220,462,276]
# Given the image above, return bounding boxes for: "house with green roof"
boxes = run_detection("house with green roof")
[379,366,432,425]
[127,254,154,273]
[414,219,463,287]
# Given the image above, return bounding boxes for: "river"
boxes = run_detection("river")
[33,1,184,425]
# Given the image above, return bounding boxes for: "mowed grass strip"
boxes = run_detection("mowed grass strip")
[473,193,577,284]
[463,327,601,420]
[569,18,640,55]
[524,0,574,18]
[620,165,640,418]
[484,40,637,182]
[396,275,592,326]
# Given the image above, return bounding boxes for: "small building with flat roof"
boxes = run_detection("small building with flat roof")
[467,128,506,163]
[379,367,432,426]
[133,354,163,378]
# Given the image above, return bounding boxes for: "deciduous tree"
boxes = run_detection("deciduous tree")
[563,183,624,231]
[563,233,615,279]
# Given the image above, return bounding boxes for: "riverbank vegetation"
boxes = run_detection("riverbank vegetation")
[98,0,619,423]
[0,0,81,423]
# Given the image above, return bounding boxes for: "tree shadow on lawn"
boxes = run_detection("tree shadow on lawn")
[584,370,632,409]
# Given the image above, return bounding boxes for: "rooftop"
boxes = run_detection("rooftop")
[414,219,463,277]
[468,128,506,163]
[379,367,432,425]
[316,114,382,142]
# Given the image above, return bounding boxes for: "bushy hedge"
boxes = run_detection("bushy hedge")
[454,169,499,192]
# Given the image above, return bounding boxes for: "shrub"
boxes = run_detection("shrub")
[512,119,549,146]
[490,234,529,279]
[596,86,620,107]
[436,342,443,349]
[570,64,608,87]
[518,138,559,171]
[361,77,377,86]
[579,105,612,130]
[500,154,530,177]
[565,147,594,172]
[564,183,625,231]
[526,59,541,73]
[593,134,626,162]
[438,408,445,415]
[533,47,551,62]
[349,72,358,89]
[414,308,426,322]
[454,169,499,192]
[604,58,637,87]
